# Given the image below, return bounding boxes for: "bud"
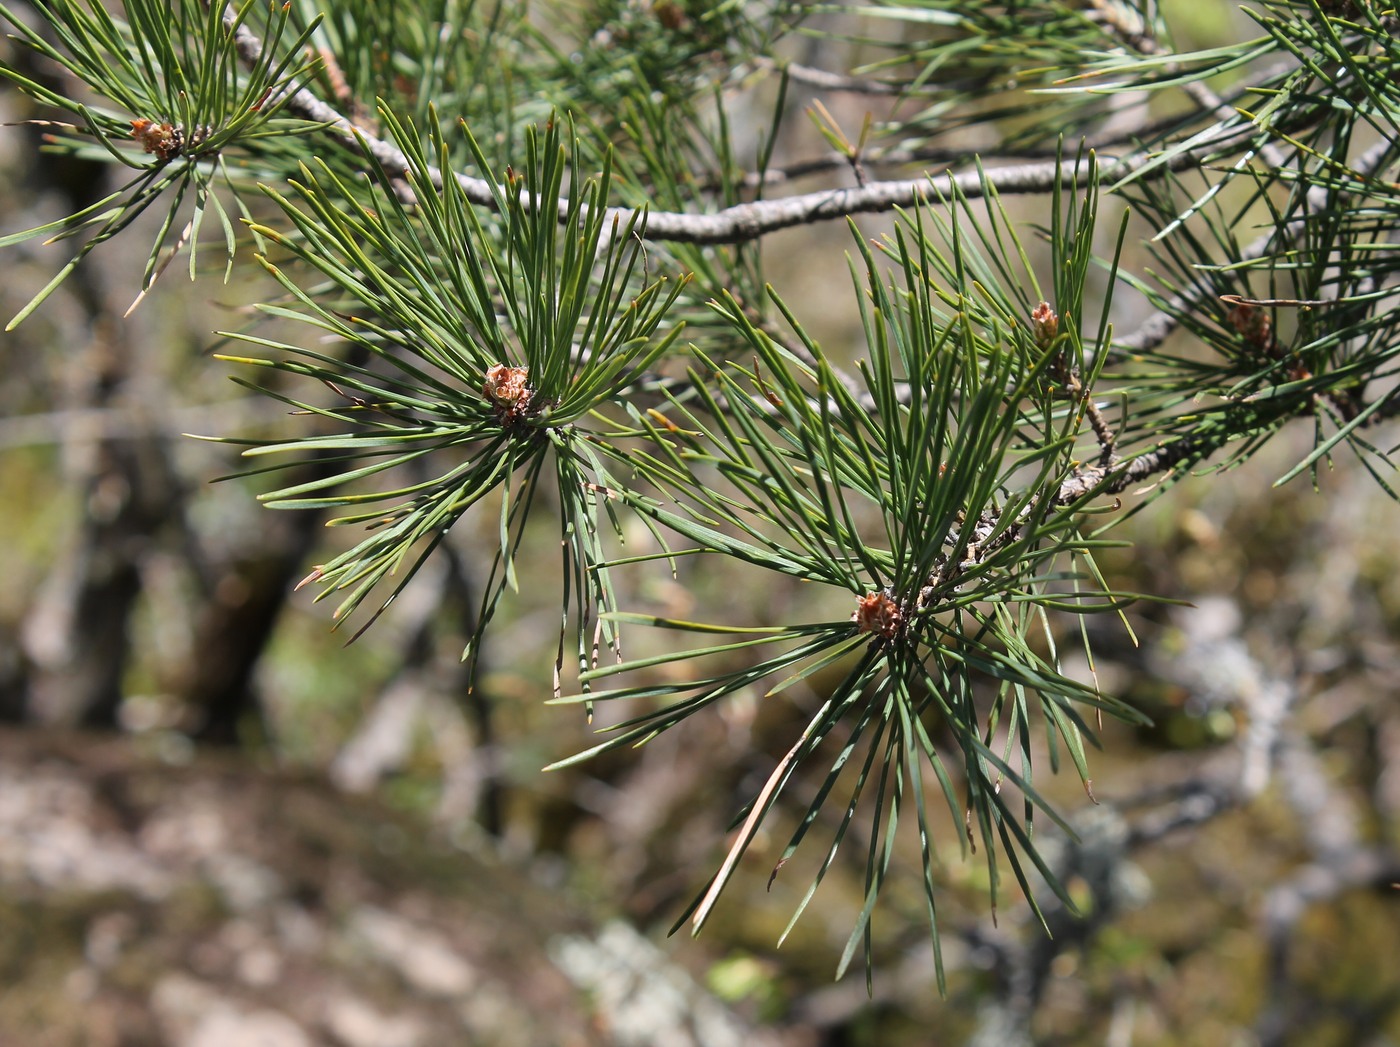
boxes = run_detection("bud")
[1226,300,1272,353]
[483,364,530,407]
[130,119,183,162]
[1030,302,1059,349]
[852,591,902,640]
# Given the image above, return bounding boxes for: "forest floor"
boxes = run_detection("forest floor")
[0,728,792,1047]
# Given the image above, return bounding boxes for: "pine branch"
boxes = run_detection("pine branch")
[225,12,1264,247]
[1115,136,1396,356]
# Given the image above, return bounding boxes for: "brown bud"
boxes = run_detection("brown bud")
[483,364,530,407]
[130,118,183,162]
[1226,300,1273,353]
[852,591,902,639]
[1030,302,1059,349]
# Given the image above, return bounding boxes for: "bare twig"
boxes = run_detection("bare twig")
[748,55,902,96]
[1051,348,1118,467]
[721,97,1240,191]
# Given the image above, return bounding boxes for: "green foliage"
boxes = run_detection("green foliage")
[0,0,325,324]
[216,111,686,686]
[2,0,1397,985]
[550,161,1149,988]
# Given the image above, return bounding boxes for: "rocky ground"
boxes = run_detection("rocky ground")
[0,729,792,1047]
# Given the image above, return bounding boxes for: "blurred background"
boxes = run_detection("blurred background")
[1,2,1399,1045]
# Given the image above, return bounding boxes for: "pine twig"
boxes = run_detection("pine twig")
[225,13,1262,247]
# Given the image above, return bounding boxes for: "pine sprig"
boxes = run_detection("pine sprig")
[2,0,1397,993]
[549,174,1148,980]
[211,112,688,689]
[1109,92,1400,491]
[0,0,327,325]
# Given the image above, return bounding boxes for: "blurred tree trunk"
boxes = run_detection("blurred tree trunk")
[13,41,178,727]
[5,3,336,740]
[181,351,371,744]
[21,404,180,728]
[183,500,324,744]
